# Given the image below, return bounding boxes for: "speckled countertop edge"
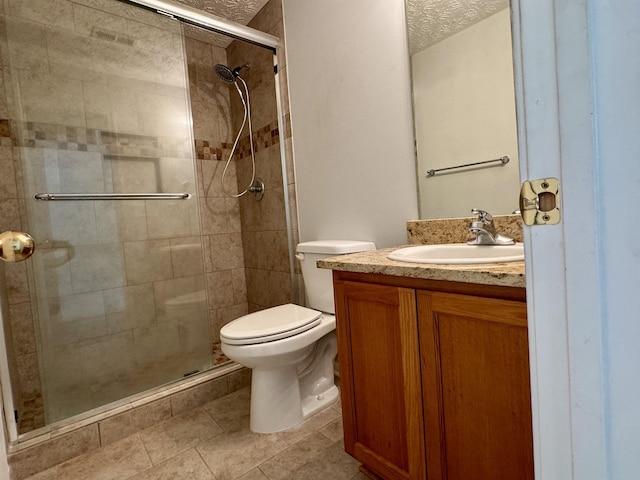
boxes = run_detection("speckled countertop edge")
[318,246,525,288]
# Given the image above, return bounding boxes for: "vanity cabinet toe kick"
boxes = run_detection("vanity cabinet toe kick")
[332,271,534,480]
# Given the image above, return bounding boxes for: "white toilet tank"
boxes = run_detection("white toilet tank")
[296,240,376,314]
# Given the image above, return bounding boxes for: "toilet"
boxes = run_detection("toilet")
[220,240,376,433]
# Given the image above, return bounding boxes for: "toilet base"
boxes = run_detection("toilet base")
[300,384,339,420]
[249,368,339,433]
[248,331,338,434]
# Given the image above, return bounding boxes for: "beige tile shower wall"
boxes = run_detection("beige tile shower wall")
[184,36,250,343]
[227,0,297,313]
[0,0,214,432]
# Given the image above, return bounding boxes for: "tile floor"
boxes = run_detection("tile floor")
[24,387,368,480]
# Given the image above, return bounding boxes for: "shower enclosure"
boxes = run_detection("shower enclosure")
[0,0,295,440]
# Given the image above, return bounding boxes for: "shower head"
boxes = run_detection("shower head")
[214,63,250,84]
[214,64,236,84]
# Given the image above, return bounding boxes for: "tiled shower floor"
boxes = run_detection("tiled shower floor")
[24,387,367,480]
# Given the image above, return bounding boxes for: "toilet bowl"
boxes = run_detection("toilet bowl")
[220,240,376,433]
[221,304,337,433]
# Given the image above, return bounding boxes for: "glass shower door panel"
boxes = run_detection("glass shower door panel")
[4,0,212,424]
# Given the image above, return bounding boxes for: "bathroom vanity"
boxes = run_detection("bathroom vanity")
[320,248,533,480]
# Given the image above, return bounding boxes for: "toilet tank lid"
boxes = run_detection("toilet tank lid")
[296,240,376,255]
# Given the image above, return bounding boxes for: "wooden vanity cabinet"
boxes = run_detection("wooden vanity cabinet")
[418,290,534,480]
[333,272,534,480]
[334,280,426,480]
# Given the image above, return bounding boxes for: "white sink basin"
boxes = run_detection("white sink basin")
[387,243,524,265]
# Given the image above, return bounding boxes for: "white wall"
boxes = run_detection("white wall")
[412,9,520,218]
[282,0,419,248]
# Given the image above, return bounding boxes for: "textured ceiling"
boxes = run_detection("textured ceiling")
[173,0,509,54]
[407,0,509,55]
[175,0,270,47]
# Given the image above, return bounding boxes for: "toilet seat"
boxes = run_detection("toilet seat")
[220,303,322,345]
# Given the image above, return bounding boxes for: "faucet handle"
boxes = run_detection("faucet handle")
[471,208,493,224]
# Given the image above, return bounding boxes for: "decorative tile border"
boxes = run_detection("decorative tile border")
[20,121,101,152]
[234,115,291,160]
[0,119,13,146]
[194,139,230,161]
[0,119,12,138]
[3,114,292,163]
[10,121,193,158]
[195,113,291,161]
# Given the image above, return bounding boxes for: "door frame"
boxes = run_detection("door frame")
[511,1,607,478]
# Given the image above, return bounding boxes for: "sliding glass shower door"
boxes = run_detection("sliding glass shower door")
[4,1,212,427]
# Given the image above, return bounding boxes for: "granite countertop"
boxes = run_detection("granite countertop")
[318,246,525,288]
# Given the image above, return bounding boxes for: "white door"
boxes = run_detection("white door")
[513,1,640,479]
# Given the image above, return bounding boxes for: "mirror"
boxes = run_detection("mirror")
[406,0,520,219]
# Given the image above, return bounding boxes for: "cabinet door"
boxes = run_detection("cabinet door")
[418,291,534,480]
[335,281,426,480]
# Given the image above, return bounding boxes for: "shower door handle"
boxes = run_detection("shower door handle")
[0,231,35,262]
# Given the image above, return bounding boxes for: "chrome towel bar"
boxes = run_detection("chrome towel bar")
[426,156,510,177]
[34,193,190,201]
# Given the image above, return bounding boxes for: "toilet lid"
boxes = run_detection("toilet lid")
[220,304,322,345]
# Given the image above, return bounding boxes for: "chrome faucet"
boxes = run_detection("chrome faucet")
[467,208,515,245]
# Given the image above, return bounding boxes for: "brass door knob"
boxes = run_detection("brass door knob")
[0,231,35,262]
